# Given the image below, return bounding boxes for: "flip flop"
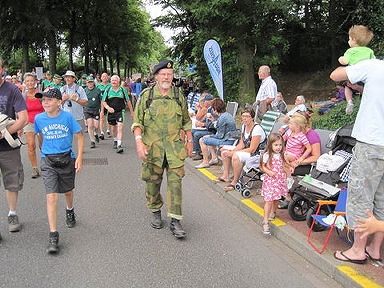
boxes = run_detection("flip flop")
[223,184,235,191]
[213,177,230,183]
[334,251,367,265]
[365,249,383,262]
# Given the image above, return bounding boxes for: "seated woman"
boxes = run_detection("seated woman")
[195,99,237,168]
[311,84,345,109]
[283,95,307,123]
[217,108,266,191]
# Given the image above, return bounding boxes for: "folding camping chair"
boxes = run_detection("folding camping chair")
[307,188,348,254]
[226,101,238,118]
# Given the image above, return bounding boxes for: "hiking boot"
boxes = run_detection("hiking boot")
[90,141,96,149]
[66,209,76,228]
[106,130,111,138]
[151,210,164,229]
[113,141,117,149]
[170,218,186,239]
[0,231,2,242]
[99,133,105,140]
[31,167,40,179]
[8,215,21,232]
[192,154,203,161]
[94,134,99,143]
[116,145,123,153]
[47,231,59,254]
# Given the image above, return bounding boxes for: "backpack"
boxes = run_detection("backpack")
[104,87,129,111]
[145,86,181,109]
[0,113,22,148]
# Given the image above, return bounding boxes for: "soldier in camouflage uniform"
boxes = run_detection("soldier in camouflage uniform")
[132,60,192,239]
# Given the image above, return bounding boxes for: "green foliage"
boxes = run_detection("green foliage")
[312,98,361,130]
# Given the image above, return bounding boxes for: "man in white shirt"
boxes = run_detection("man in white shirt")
[283,95,307,122]
[254,65,277,119]
[330,59,384,265]
[60,71,88,128]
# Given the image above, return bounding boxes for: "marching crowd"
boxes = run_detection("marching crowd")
[0,25,383,263]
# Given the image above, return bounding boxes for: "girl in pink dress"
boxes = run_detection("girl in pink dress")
[260,133,291,235]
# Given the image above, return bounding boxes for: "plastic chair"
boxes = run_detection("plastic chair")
[307,188,348,254]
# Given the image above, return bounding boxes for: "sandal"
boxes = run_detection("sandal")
[333,251,367,264]
[268,213,276,221]
[365,249,383,262]
[223,184,235,191]
[262,222,271,235]
[213,177,230,183]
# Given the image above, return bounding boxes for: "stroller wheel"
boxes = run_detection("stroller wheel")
[306,205,328,232]
[241,189,251,198]
[288,196,311,221]
[235,183,243,191]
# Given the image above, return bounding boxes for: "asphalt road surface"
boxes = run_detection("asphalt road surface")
[0,120,342,288]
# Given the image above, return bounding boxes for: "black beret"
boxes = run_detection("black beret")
[153,60,174,75]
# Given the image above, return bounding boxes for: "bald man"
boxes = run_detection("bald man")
[254,65,277,119]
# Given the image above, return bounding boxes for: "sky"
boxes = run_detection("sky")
[144,2,177,46]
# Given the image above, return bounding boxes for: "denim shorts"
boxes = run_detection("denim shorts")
[202,137,235,146]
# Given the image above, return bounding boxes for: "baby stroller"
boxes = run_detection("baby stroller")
[287,125,356,232]
[235,111,281,198]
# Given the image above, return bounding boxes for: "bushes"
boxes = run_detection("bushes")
[311,98,360,130]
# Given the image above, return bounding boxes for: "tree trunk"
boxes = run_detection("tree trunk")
[124,62,127,79]
[101,43,107,72]
[238,40,256,105]
[84,32,90,73]
[21,41,29,74]
[68,30,74,71]
[47,30,57,74]
[116,47,120,77]
[108,51,114,75]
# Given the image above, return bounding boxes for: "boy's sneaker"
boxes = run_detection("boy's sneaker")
[113,141,118,149]
[106,130,111,138]
[66,209,76,228]
[31,167,40,178]
[99,133,105,140]
[90,141,96,149]
[116,145,123,153]
[8,215,21,232]
[47,231,59,254]
[94,134,99,143]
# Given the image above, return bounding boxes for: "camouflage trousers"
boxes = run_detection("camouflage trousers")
[347,141,384,227]
[141,160,185,220]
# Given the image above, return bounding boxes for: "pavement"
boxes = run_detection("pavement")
[187,159,384,288]
[0,121,345,288]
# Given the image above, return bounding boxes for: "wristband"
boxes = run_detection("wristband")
[135,135,142,141]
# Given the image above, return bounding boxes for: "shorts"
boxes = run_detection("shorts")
[346,141,384,227]
[202,137,235,146]
[84,109,100,120]
[41,157,76,194]
[0,149,24,191]
[107,110,125,126]
[235,151,252,163]
[24,122,35,133]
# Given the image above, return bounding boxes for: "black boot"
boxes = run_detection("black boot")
[47,231,59,254]
[170,218,186,239]
[151,210,164,229]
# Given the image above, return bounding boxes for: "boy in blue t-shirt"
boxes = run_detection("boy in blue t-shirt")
[34,88,84,254]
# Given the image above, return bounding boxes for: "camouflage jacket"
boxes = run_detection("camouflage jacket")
[131,84,192,168]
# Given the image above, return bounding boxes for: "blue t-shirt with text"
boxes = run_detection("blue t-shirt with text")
[34,111,81,158]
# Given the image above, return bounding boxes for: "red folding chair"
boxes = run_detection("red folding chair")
[307,188,348,254]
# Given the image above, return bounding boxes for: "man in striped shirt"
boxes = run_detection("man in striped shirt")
[254,65,277,119]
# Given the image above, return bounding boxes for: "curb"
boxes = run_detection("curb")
[185,159,381,288]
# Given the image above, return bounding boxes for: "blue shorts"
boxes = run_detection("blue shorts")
[202,137,235,146]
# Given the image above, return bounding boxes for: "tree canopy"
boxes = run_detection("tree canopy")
[0,0,167,76]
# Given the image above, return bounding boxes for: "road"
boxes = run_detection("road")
[0,120,342,288]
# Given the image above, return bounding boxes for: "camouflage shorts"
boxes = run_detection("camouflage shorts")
[347,141,384,227]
